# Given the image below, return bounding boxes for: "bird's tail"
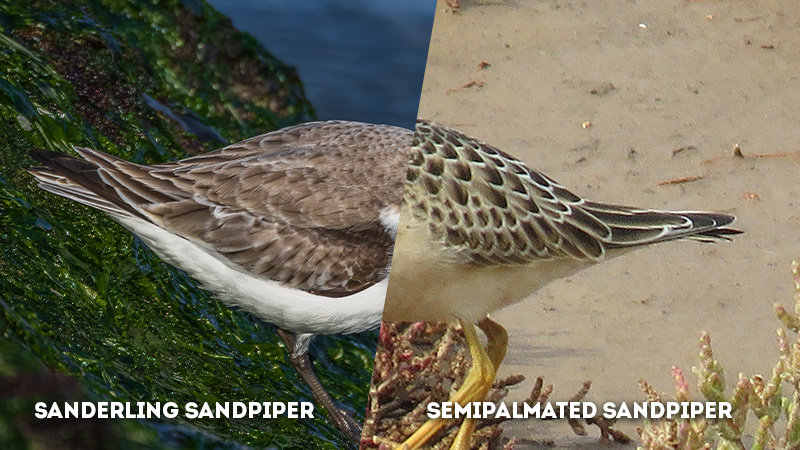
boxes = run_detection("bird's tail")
[581,201,742,248]
[27,148,171,219]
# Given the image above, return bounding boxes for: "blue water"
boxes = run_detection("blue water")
[206,0,435,129]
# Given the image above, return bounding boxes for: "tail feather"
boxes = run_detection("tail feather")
[684,227,743,242]
[581,201,741,247]
[72,147,181,204]
[28,149,142,218]
[32,175,122,215]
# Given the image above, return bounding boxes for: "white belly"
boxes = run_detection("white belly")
[113,215,385,335]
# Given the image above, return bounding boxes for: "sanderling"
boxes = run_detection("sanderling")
[28,120,411,443]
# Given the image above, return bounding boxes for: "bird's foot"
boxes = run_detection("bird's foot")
[325,401,363,444]
[392,317,508,450]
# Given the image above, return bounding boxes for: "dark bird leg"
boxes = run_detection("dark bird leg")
[275,328,363,444]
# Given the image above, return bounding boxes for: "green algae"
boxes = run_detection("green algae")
[0,1,374,449]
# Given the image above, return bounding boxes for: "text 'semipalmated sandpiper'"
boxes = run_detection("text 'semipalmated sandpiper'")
[382,120,739,450]
[28,121,412,443]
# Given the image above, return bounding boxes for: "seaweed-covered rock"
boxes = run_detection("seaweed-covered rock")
[0,1,375,449]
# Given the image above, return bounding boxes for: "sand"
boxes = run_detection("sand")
[416,0,800,446]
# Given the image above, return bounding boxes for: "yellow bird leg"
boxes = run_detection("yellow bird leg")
[449,317,508,450]
[477,316,508,370]
[394,317,509,450]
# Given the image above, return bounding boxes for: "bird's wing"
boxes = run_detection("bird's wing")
[29,121,411,295]
[407,120,737,266]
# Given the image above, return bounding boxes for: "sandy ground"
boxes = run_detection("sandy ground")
[416,0,800,447]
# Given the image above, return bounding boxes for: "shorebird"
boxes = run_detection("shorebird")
[27,120,412,444]
[382,120,740,449]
